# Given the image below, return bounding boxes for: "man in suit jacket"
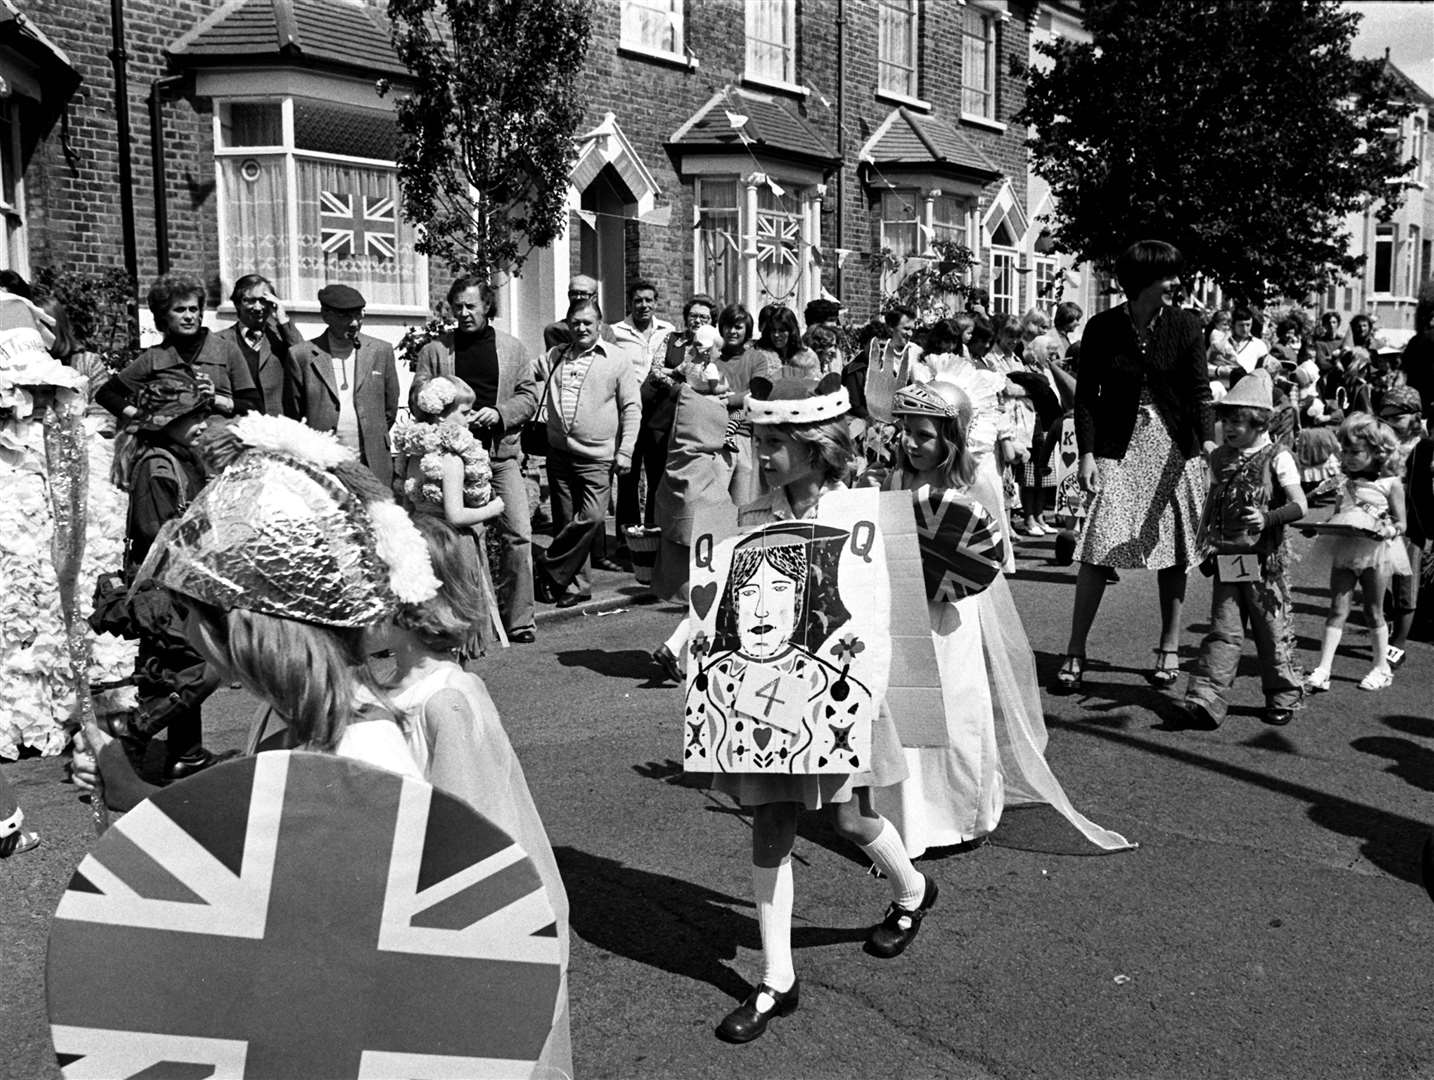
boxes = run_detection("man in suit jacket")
[288,283,400,486]
[212,273,303,416]
[410,277,541,641]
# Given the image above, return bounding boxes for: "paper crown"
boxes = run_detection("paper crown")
[136,414,439,628]
[745,373,850,425]
[1219,369,1274,412]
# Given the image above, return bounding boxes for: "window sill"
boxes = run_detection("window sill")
[742,73,808,98]
[618,43,696,71]
[876,87,931,112]
[960,112,1007,133]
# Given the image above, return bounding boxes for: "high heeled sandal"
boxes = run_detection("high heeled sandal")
[1052,654,1085,694]
[1149,648,1181,687]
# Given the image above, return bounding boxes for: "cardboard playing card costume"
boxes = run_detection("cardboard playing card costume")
[683,488,942,774]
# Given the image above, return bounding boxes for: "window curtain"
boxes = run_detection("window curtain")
[697,180,741,307]
[295,159,421,308]
[747,0,791,82]
[219,155,291,294]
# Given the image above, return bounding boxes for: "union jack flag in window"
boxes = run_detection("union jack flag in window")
[320,190,397,262]
[756,210,800,268]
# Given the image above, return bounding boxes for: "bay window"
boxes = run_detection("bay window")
[214,97,425,311]
[693,173,819,311]
[696,178,741,304]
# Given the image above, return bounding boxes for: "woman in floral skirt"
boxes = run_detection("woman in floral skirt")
[1052,240,1215,693]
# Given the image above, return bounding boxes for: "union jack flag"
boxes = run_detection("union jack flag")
[47,752,562,1079]
[320,190,397,261]
[912,487,1006,601]
[755,211,799,267]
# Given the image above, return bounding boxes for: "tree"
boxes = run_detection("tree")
[383,0,595,280]
[1018,0,1416,304]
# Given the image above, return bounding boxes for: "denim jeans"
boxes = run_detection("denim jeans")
[1185,575,1303,719]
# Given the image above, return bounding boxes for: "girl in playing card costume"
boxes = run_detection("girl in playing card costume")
[870,380,1133,855]
[392,374,507,655]
[702,373,937,1046]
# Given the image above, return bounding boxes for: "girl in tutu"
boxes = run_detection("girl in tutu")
[393,375,507,655]
[1307,412,1409,692]
[871,380,1132,854]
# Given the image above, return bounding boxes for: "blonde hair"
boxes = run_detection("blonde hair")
[414,375,475,422]
[896,412,976,488]
[1338,411,1401,477]
[189,602,395,751]
[393,515,488,653]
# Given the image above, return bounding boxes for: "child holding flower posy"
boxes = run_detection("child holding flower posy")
[393,374,507,654]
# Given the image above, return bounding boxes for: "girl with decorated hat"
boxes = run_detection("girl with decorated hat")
[870,379,1133,855]
[706,373,937,1046]
[392,374,507,655]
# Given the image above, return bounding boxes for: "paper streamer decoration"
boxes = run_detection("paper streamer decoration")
[683,489,944,776]
[47,751,563,1079]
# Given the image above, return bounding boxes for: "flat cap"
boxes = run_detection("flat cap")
[316,283,366,311]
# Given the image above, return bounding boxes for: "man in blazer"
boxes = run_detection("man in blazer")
[410,277,541,641]
[212,273,303,416]
[288,283,400,487]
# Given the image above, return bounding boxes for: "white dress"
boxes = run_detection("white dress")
[872,484,1135,857]
[389,660,573,1080]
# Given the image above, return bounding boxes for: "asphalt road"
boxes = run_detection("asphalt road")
[3,531,1433,1080]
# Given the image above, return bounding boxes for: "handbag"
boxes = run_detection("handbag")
[521,354,561,458]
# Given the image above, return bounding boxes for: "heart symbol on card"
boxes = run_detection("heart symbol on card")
[691,582,718,620]
[753,727,772,750]
[1062,450,1077,468]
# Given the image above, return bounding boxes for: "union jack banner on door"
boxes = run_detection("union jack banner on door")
[320,190,397,261]
[755,210,799,267]
[47,751,562,1079]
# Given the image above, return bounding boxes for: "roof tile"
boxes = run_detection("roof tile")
[169,0,408,79]
[670,86,835,165]
[861,107,1001,179]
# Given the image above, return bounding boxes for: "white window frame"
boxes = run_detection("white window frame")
[989,245,1018,315]
[745,0,799,93]
[1372,223,1396,296]
[620,0,688,66]
[691,171,819,313]
[694,177,742,307]
[877,0,924,107]
[1412,114,1427,187]
[212,95,428,316]
[960,7,997,122]
[1032,256,1059,315]
[0,101,27,275]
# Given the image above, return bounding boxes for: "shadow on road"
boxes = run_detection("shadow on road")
[554,648,670,687]
[554,846,869,1003]
[1052,718,1431,886]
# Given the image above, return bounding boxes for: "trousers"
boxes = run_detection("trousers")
[1185,574,1303,719]
[539,448,612,596]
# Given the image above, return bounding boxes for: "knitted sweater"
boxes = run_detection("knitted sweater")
[539,341,641,463]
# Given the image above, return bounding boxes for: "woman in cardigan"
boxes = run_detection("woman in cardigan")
[1053,240,1215,692]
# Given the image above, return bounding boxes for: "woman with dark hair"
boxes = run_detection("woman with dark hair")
[96,272,259,422]
[749,305,820,379]
[1053,239,1215,692]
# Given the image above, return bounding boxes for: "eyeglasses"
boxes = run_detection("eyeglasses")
[568,290,597,301]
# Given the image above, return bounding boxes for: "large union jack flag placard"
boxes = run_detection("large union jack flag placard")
[320,190,397,261]
[47,751,563,1079]
[912,486,1006,602]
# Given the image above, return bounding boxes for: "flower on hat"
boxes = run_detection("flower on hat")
[415,378,458,418]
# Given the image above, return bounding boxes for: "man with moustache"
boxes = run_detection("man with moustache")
[288,283,401,486]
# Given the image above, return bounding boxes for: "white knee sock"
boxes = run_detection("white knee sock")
[753,859,795,993]
[859,819,926,909]
[663,616,692,664]
[1316,625,1343,671]
[1370,623,1390,673]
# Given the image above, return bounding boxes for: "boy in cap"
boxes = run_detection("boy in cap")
[1179,370,1308,728]
[1381,385,1430,665]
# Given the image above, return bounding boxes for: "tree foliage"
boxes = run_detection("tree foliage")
[383,0,595,279]
[1018,0,1416,303]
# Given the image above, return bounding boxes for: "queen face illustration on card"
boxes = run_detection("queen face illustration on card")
[683,504,891,775]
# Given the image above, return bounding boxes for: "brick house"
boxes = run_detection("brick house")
[13,0,1052,348]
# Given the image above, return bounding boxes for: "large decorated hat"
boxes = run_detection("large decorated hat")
[135,414,438,627]
[745,372,850,424]
[0,302,82,416]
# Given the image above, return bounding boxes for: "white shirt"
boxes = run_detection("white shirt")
[611,317,675,379]
[330,345,361,451]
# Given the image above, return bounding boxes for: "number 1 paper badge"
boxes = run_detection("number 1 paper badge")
[682,513,890,775]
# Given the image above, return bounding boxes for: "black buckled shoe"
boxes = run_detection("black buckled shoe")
[164,747,238,782]
[715,980,800,1043]
[865,875,938,958]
